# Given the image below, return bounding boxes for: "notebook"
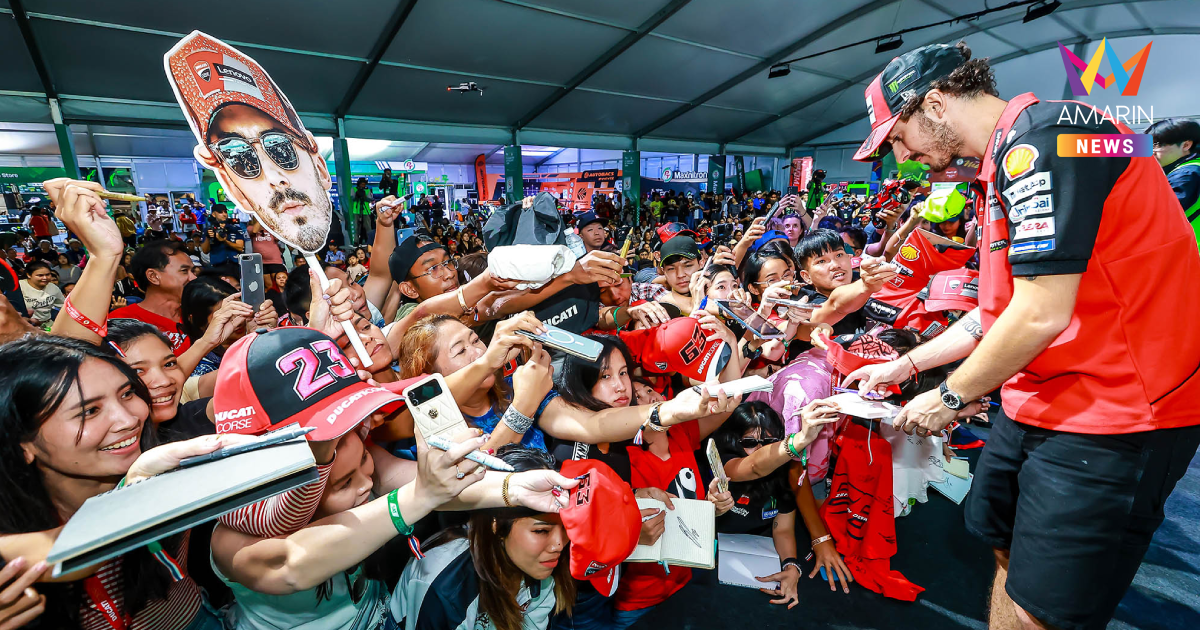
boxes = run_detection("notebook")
[47,437,317,576]
[718,533,782,589]
[930,472,974,505]
[627,498,715,569]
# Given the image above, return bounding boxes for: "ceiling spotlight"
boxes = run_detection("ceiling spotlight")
[1023,0,1061,23]
[875,35,904,54]
[768,65,791,80]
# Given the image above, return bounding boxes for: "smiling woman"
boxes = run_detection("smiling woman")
[0,335,219,630]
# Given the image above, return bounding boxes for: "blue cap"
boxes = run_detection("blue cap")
[575,211,603,229]
[751,230,788,252]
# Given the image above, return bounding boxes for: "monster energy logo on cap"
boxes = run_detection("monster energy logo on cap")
[887,69,917,95]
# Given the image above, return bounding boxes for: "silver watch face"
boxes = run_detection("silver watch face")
[942,391,962,409]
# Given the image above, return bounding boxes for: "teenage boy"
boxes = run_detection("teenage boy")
[388,231,461,321]
[1147,118,1200,246]
[655,236,702,317]
[576,211,608,253]
[110,240,198,354]
[795,229,897,336]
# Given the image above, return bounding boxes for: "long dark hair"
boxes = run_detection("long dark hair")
[554,335,632,412]
[180,275,237,340]
[105,318,173,354]
[712,401,791,494]
[0,335,172,626]
[738,248,793,298]
[467,446,574,630]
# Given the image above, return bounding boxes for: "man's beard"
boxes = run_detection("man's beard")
[253,186,331,253]
[915,111,965,173]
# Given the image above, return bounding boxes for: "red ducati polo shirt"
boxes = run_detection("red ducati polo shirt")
[978,93,1200,434]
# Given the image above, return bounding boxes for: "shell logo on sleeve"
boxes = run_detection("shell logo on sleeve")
[898,244,920,261]
[1002,144,1039,180]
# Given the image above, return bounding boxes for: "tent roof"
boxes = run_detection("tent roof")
[0,0,1194,154]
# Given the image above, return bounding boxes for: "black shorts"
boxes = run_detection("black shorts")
[965,413,1200,630]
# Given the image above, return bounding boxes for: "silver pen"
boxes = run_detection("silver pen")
[425,435,516,472]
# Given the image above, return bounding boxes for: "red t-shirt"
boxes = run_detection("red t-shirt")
[978,94,1200,434]
[109,303,191,355]
[615,422,704,611]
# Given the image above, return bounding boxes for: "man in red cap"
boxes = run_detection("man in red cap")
[845,42,1200,629]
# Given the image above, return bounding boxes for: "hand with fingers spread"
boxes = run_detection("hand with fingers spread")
[413,428,489,509]
[111,296,127,311]
[571,250,623,287]
[841,357,915,399]
[125,433,259,486]
[757,563,801,609]
[0,557,48,630]
[506,470,581,513]
[663,384,742,424]
[42,178,124,261]
[625,301,672,329]
[810,539,853,593]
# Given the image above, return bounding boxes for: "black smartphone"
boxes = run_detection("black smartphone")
[717,300,785,339]
[238,253,265,312]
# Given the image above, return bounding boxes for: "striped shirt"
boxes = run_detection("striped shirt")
[219,463,333,537]
[80,532,201,630]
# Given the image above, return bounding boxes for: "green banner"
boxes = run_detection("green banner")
[707,155,726,195]
[504,145,523,204]
[733,155,746,194]
[621,150,640,216]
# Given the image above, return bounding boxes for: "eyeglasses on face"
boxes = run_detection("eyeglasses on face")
[410,257,458,281]
[753,270,796,286]
[209,131,304,179]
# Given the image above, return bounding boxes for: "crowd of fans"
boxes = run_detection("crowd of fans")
[2,72,1200,630]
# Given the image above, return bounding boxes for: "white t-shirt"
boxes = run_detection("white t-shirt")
[19,279,64,323]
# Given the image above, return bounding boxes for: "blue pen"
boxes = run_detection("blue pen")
[699,297,708,311]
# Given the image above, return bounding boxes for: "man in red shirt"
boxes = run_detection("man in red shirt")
[110,240,198,354]
[845,43,1200,630]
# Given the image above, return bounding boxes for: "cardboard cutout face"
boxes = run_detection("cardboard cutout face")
[165,31,332,254]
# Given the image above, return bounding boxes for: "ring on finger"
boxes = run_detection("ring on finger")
[454,464,466,480]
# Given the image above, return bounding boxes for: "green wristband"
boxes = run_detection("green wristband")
[386,489,413,536]
[784,434,800,460]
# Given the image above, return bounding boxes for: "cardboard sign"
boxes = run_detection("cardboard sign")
[164,31,332,254]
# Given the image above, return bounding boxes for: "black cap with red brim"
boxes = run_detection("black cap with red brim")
[853,43,967,162]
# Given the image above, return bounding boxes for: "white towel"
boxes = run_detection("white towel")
[487,245,577,290]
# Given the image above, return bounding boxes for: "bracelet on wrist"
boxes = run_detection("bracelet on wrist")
[501,406,535,435]
[810,534,833,548]
[387,489,425,559]
[781,557,802,574]
[644,403,667,432]
[502,473,516,507]
[784,433,801,459]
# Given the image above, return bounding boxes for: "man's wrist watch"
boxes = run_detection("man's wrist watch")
[939,381,966,411]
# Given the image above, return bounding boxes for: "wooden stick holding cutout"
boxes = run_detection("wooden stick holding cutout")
[305,253,373,368]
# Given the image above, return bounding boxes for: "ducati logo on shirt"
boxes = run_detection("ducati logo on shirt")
[668,467,699,500]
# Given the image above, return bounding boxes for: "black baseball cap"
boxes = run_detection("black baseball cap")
[389,230,446,282]
[575,211,604,230]
[659,236,700,267]
[212,326,421,440]
[853,43,967,162]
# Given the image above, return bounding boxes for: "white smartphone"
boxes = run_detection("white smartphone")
[402,374,469,440]
[516,324,603,362]
[706,439,729,494]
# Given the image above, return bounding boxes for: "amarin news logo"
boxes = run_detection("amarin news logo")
[1057,38,1152,97]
